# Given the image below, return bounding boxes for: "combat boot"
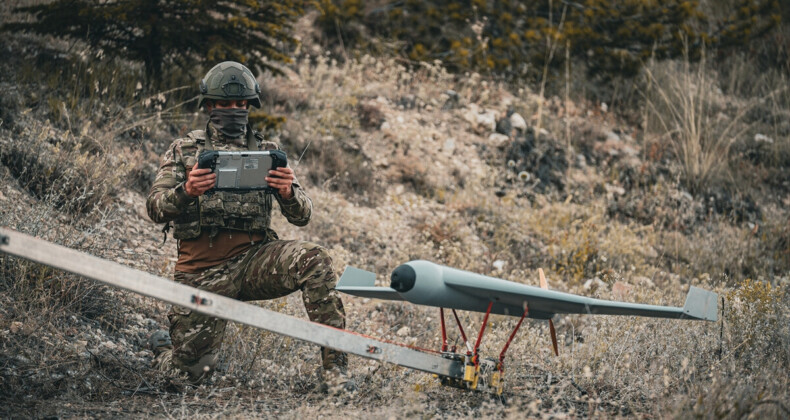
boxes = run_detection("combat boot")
[319,347,357,394]
[148,330,173,356]
[149,330,180,376]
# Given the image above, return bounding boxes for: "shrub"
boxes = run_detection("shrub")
[0,121,130,216]
[319,0,781,82]
[641,51,772,194]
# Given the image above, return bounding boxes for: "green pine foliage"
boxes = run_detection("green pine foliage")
[3,0,307,86]
[322,0,781,81]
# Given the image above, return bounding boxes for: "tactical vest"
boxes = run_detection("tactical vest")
[171,126,279,241]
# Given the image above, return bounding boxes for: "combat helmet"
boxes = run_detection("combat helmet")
[199,61,261,108]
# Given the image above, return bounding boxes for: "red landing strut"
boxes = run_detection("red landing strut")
[451,308,471,353]
[499,304,529,364]
[473,302,494,365]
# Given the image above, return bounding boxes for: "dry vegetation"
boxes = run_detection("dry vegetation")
[1,19,789,420]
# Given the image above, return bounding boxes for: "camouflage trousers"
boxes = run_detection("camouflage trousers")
[164,240,346,381]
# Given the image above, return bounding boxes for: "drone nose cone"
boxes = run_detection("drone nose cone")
[390,264,416,293]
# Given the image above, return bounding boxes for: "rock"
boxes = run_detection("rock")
[510,112,527,132]
[488,133,510,146]
[464,104,497,134]
[496,115,513,136]
[604,183,626,196]
[492,260,506,270]
[398,94,417,110]
[442,138,456,154]
[583,277,606,291]
[396,326,410,337]
[754,133,774,143]
[477,111,497,133]
[442,90,460,110]
[612,282,633,299]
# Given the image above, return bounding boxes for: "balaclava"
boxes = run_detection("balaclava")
[209,108,249,140]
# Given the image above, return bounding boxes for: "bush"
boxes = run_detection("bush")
[0,121,130,216]
[4,0,306,86]
[641,52,765,194]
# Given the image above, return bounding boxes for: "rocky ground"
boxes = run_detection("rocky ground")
[1,34,789,418]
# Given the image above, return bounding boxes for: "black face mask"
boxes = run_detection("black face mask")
[209,108,249,139]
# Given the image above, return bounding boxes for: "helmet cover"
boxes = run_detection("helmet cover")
[199,61,261,108]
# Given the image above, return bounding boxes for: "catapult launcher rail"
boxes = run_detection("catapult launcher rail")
[0,228,465,385]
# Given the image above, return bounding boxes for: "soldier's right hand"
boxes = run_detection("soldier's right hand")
[185,167,216,197]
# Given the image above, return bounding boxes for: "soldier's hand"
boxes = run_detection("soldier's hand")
[185,167,216,197]
[266,167,295,199]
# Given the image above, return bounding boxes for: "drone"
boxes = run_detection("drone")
[336,260,717,394]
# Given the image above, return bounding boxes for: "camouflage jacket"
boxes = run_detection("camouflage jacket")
[146,125,312,240]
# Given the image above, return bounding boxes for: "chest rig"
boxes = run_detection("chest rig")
[171,125,277,241]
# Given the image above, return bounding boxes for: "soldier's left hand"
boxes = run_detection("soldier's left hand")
[266,167,295,199]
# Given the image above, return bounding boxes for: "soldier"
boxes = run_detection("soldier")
[146,61,352,392]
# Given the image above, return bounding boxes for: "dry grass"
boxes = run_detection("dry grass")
[642,48,790,195]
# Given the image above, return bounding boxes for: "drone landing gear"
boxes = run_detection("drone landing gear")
[435,303,529,395]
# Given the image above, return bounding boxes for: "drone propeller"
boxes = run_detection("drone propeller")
[539,268,559,356]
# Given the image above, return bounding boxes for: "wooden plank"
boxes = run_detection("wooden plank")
[0,227,464,379]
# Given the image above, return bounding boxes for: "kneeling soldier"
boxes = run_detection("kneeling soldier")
[146,61,351,392]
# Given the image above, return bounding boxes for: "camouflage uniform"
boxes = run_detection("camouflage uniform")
[147,124,346,382]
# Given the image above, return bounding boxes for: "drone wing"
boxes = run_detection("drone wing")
[443,274,718,321]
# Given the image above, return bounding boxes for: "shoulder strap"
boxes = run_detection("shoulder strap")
[203,122,215,151]
[246,124,259,150]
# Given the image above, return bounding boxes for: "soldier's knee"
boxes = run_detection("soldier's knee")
[174,353,219,383]
[301,242,330,260]
[313,245,334,268]
[299,243,332,267]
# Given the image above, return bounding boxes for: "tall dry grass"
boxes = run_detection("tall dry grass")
[642,47,789,194]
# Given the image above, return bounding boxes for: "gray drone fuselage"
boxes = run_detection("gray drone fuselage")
[337,260,718,322]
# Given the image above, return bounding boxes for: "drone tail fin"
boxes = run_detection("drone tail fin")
[682,286,718,321]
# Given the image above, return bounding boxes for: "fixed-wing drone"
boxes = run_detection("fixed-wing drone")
[337,260,718,394]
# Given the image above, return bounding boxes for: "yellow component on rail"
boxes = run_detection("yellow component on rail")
[464,364,476,383]
[491,371,504,395]
[471,365,480,389]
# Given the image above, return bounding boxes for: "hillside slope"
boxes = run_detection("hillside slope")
[1,41,788,418]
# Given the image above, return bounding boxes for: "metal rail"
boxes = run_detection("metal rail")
[0,227,464,380]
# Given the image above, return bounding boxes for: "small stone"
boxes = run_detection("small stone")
[583,277,606,291]
[612,282,633,298]
[488,133,509,146]
[443,138,456,154]
[510,112,527,131]
[396,326,410,337]
[477,112,496,133]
